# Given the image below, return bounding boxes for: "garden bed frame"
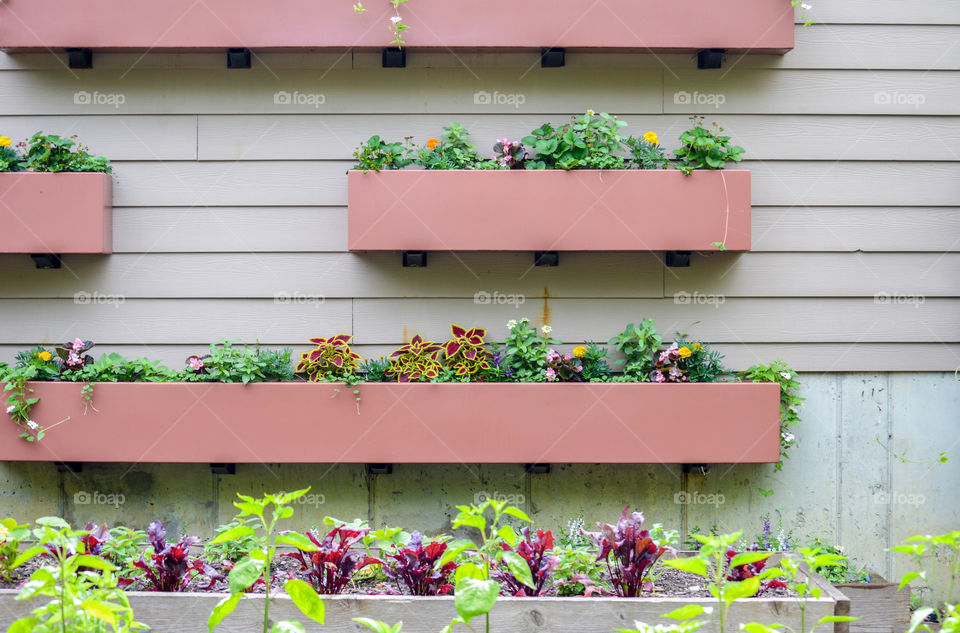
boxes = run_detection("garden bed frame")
[1,381,781,463]
[834,574,909,633]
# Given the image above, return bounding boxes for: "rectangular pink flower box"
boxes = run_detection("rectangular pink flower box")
[0,381,780,463]
[0,173,112,254]
[348,170,751,252]
[0,0,794,52]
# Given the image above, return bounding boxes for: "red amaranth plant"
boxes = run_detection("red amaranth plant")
[725,549,788,596]
[586,506,672,597]
[443,324,490,379]
[282,525,378,594]
[378,531,457,596]
[385,335,443,382]
[492,528,560,596]
[131,520,222,591]
[297,334,362,381]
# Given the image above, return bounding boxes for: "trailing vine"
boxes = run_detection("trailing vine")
[353,0,411,48]
[739,360,803,473]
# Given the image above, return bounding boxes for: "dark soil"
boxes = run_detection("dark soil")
[650,566,795,598]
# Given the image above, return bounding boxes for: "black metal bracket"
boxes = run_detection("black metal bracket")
[697,49,725,69]
[682,463,710,475]
[367,463,393,475]
[56,461,82,473]
[30,254,62,269]
[210,463,237,475]
[382,48,406,68]
[67,48,93,69]
[665,251,691,267]
[227,48,251,69]
[534,251,559,267]
[540,48,566,68]
[402,251,427,267]
[525,463,551,474]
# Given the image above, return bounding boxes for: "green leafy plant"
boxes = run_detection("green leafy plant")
[415,123,489,170]
[207,489,327,633]
[624,131,669,170]
[0,134,19,171]
[296,334,362,381]
[523,110,628,170]
[184,340,294,384]
[360,357,390,382]
[801,539,867,584]
[2,347,63,442]
[73,353,176,383]
[100,526,148,576]
[673,116,745,176]
[892,531,960,631]
[495,318,560,382]
[609,320,662,380]
[352,135,414,172]
[0,517,30,581]
[205,518,259,564]
[674,339,726,383]
[492,138,527,169]
[618,605,713,633]
[11,132,111,173]
[385,335,443,382]
[739,361,803,472]
[7,516,146,633]
[442,324,490,380]
[576,343,611,382]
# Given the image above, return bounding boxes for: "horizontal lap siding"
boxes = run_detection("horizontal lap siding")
[0,23,958,371]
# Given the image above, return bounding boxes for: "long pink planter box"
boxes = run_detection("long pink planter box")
[1,382,780,463]
[0,173,112,254]
[0,1,794,52]
[349,170,751,252]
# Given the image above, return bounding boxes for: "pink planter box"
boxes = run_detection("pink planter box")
[0,0,794,52]
[0,173,112,254]
[349,170,751,252]
[1,382,780,463]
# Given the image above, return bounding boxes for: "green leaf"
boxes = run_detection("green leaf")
[722,578,760,604]
[208,593,241,631]
[81,599,117,625]
[908,609,934,633]
[35,516,69,529]
[497,525,518,547]
[452,514,486,532]
[454,562,484,583]
[353,617,402,633]
[74,555,118,572]
[210,525,256,545]
[817,616,859,624]
[439,540,475,567]
[741,624,782,633]
[285,578,325,625]
[663,557,708,577]
[276,488,311,505]
[272,621,306,633]
[502,551,535,589]
[454,577,499,624]
[229,555,264,594]
[730,552,772,568]
[12,545,46,568]
[899,571,924,590]
[502,507,532,523]
[662,604,710,620]
[5,617,39,633]
[277,532,319,552]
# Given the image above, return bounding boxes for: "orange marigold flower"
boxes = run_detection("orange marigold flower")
[0,136,11,147]
[643,131,659,145]
[426,138,440,150]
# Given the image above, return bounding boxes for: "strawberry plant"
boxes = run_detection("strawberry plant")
[352,135,413,172]
[297,334,362,381]
[673,116,745,176]
[492,527,560,596]
[386,335,443,382]
[443,324,490,379]
[586,506,672,597]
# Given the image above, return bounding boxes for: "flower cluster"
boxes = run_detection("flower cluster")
[651,343,689,383]
[545,349,584,382]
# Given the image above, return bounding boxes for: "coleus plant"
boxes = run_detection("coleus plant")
[378,531,457,596]
[282,524,379,594]
[443,324,490,380]
[296,334,362,381]
[492,527,560,596]
[385,334,443,382]
[586,506,672,597]
[131,520,222,591]
[725,550,787,596]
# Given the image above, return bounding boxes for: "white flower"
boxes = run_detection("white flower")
[781,432,795,443]
[389,15,402,23]
[26,420,39,430]
[506,320,517,329]
[520,317,530,324]
[780,372,792,380]
[5,405,14,414]
[541,325,552,334]
[801,3,812,10]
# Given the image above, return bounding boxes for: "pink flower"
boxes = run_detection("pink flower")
[66,351,82,366]
[72,338,85,350]
[653,371,665,383]
[188,357,204,371]
[545,368,557,381]
[563,353,572,361]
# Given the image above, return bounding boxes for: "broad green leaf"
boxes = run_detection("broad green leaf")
[353,617,402,633]
[277,532,319,552]
[271,621,306,633]
[899,571,924,590]
[497,525,518,547]
[730,552,772,568]
[452,514,485,532]
[35,516,69,529]
[208,593,241,631]
[907,608,934,633]
[233,501,264,518]
[440,616,466,633]
[722,578,760,605]
[276,488,311,505]
[817,616,859,624]
[662,604,710,620]
[74,555,118,572]
[454,577,498,624]
[12,545,46,568]
[229,555,264,594]
[663,557,708,577]
[81,600,117,625]
[438,540,475,567]
[286,578,325,624]
[5,617,39,633]
[502,551,535,589]
[454,562,484,583]
[502,507,532,523]
[210,525,256,545]
[741,624,782,633]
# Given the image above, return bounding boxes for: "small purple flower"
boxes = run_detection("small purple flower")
[545,368,557,381]
[72,337,85,351]
[653,370,665,383]
[66,350,82,366]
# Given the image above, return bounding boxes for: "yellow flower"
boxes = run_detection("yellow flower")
[0,136,10,147]
[692,342,703,352]
[0,524,8,541]
[572,346,586,358]
[643,131,659,145]
[678,347,692,358]
[37,351,52,362]
[426,138,440,150]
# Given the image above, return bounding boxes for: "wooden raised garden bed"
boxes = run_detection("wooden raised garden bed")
[348,170,752,252]
[834,574,910,633]
[1,381,781,463]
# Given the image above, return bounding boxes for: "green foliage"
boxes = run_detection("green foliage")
[352,135,414,172]
[673,116,745,175]
[72,353,177,383]
[385,335,444,382]
[618,605,712,633]
[205,518,259,563]
[891,531,960,630]
[2,347,63,442]
[578,342,611,382]
[16,132,111,173]
[674,339,726,383]
[0,517,31,581]
[0,136,18,172]
[495,318,560,382]
[100,526,148,575]
[7,517,147,633]
[802,538,867,584]
[415,123,491,170]
[624,132,669,170]
[739,361,803,472]
[183,340,294,384]
[360,357,390,382]
[608,320,662,380]
[523,110,628,170]
[296,334,362,381]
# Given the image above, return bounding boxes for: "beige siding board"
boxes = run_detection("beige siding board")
[666,253,960,297]
[800,1,960,24]
[0,252,664,298]
[752,207,960,252]
[0,115,196,160]
[666,70,960,115]
[0,67,663,115]
[106,160,960,207]
[352,298,959,344]
[198,114,960,161]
